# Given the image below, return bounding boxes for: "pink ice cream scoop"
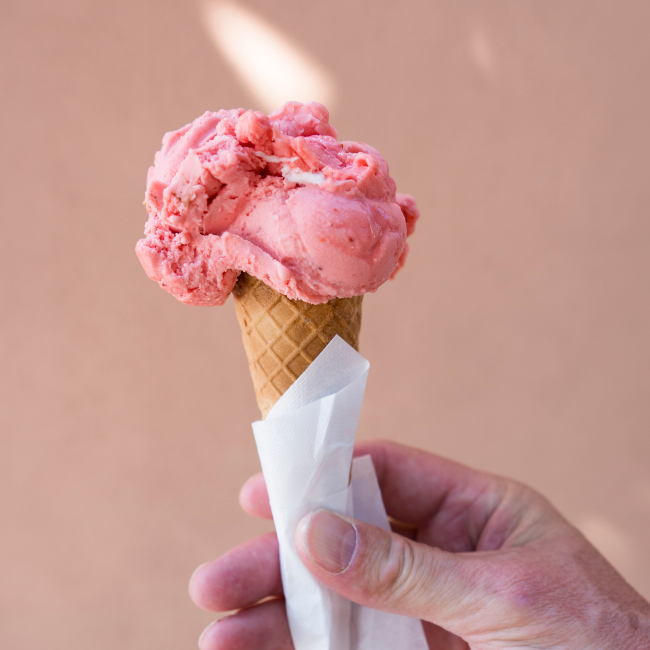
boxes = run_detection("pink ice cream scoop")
[136,102,419,306]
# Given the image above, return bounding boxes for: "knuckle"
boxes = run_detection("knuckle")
[503,567,543,609]
[372,535,421,607]
[497,556,572,624]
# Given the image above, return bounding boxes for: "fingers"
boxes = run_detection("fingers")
[295,509,490,631]
[355,439,511,551]
[190,533,282,612]
[239,472,273,519]
[242,440,500,530]
[241,440,528,553]
[199,598,293,650]
[354,439,499,527]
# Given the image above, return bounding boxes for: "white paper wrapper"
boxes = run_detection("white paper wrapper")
[252,336,428,650]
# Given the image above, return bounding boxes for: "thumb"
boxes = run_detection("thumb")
[295,509,490,629]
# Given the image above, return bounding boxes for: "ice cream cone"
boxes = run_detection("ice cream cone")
[233,272,363,417]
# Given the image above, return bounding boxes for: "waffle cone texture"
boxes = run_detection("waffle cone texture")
[233,273,362,418]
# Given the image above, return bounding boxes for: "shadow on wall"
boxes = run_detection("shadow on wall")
[200,0,336,113]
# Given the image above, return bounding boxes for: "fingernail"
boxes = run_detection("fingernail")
[303,510,357,574]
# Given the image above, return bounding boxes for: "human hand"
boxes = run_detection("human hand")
[190,440,650,649]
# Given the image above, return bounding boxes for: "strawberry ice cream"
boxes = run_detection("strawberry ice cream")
[136,102,418,306]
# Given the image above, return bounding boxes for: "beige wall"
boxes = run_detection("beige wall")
[1,1,649,648]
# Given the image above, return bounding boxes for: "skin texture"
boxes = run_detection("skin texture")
[136,102,419,306]
[190,440,650,650]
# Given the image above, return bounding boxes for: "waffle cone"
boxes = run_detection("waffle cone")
[233,273,363,418]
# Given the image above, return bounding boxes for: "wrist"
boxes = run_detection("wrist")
[596,600,650,650]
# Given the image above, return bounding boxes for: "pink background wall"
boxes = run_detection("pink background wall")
[1,1,649,648]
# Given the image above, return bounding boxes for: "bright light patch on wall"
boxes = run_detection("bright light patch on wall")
[201,1,336,114]
[470,26,495,77]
